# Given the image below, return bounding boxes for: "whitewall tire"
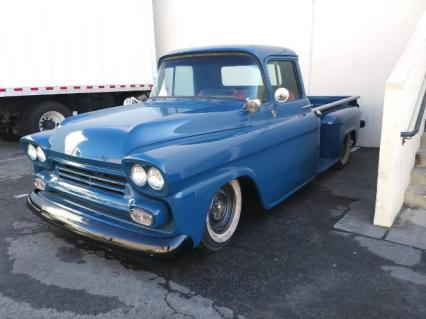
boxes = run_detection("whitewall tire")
[201,180,242,251]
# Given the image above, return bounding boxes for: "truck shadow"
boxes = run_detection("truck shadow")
[38,148,392,318]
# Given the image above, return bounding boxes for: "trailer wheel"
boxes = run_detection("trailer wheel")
[335,134,353,169]
[20,101,71,135]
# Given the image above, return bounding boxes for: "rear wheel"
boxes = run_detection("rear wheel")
[335,134,353,168]
[19,101,71,135]
[200,180,242,251]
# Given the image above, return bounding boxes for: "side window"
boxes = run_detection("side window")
[267,61,301,101]
[267,64,278,86]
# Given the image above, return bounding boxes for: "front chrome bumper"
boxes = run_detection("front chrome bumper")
[26,190,191,256]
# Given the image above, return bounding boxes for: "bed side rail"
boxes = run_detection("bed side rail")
[312,96,360,117]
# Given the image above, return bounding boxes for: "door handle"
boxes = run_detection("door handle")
[301,104,312,109]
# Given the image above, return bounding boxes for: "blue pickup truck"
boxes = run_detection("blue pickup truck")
[22,45,361,255]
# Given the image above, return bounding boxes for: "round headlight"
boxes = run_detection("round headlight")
[130,164,147,186]
[27,144,37,161]
[147,167,165,190]
[36,146,46,163]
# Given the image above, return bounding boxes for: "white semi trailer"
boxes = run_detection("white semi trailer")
[0,0,156,138]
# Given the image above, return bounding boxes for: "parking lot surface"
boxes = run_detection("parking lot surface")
[1,141,426,319]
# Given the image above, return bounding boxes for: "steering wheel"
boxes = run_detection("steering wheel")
[231,90,246,99]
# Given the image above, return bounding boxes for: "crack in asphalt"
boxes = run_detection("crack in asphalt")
[158,279,236,319]
[0,221,240,318]
[162,290,196,319]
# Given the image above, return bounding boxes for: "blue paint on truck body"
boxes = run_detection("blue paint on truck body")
[22,45,361,255]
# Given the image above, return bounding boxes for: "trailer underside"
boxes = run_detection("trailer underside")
[0,90,151,137]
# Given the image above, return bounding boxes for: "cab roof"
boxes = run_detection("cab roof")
[159,45,298,64]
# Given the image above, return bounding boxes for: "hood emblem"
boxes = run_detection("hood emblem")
[64,131,87,156]
[72,148,82,157]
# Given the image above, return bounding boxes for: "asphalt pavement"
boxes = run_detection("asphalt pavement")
[1,141,426,319]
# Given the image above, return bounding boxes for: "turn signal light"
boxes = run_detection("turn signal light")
[130,208,153,226]
[34,177,46,191]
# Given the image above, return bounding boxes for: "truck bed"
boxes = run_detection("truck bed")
[308,96,361,174]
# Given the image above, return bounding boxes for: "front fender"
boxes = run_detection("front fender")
[20,130,54,150]
[124,130,263,246]
[123,128,255,195]
[20,131,55,174]
[164,166,256,246]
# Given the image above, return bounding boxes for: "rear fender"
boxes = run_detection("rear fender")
[320,107,361,159]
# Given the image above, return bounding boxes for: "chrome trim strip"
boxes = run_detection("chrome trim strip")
[58,170,125,194]
[57,165,126,187]
[314,96,360,113]
[50,155,126,178]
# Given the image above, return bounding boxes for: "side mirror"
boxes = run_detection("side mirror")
[274,88,290,103]
[244,98,261,113]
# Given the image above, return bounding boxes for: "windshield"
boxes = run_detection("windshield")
[150,54,267,101]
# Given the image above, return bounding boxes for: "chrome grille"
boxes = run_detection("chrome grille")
[56,163,127,195]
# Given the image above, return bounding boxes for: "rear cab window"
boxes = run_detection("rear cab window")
[220,65,264,100]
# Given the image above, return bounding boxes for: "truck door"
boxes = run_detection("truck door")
[264,59,320,202]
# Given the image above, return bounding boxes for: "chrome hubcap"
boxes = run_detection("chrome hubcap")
[39,111,65,131]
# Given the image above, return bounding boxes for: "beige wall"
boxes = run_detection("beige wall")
[374,12,426,227]
[153,0,426,147]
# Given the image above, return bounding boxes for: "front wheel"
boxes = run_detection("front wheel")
[200,180,242,251]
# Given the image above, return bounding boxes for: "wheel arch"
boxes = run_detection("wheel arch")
[237,175,265,210]
[349,129,357,146]
[342,128,357,146]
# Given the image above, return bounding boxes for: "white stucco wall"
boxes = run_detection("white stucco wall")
[153,0,426,147]
[374,12,426,227]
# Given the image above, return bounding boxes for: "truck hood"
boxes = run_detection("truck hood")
[47,99,248,163]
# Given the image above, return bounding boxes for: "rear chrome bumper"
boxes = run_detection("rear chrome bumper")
[26,190,191,256]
